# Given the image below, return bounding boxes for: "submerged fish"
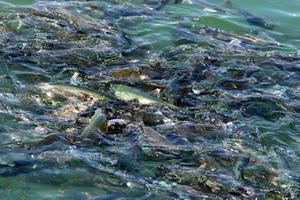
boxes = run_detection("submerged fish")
[233,157,249,181]
[81,108,107,139]
[110,84,192,114]
[242,11,274,30]
[36,83,109,101]
[81,108,107,137]
[156,0,183,10]
[157,0,274,29]
[142,126,173,147]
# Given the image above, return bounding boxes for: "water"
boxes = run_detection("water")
[1,0,35,5]
[0,0,299,199]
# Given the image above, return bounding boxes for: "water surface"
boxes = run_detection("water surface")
[0,0,299,199]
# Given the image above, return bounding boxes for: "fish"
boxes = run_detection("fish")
[156,0,183,10]
[0,152,40,176]
[244,14,274,30]
[142,126,174,147]
[233,156,249,181]
[36,83,109,101]
[205,1,274,29]
[157,0,274,29]
[110,84,192,114]
[81,108,107,138]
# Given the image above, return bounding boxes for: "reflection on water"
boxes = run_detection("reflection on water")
[0,0,299,199]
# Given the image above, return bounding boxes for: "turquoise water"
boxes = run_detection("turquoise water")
[1,0,35,5]
[1,0,300,49]
[0,0,299,199]
[164,0,300,50]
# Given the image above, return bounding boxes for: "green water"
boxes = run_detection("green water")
[0,0,299,199]
[220,0,300,49]
[1,0,300,49]
[1,0,35,5]
[158,0,300,51]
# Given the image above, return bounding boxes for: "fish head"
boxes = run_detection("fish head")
[110,84,130,93]
[110,84,137,101]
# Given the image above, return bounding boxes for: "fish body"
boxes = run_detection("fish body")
[110,84,191,113]
[156,0,183,10]
[157,0,273,29]
[36,83,109,101]
[197,0,273,29]
[233,157,249,181]
[142,126,175,147]
[81,108,107,137]
[242,11,274,30]
[111,84,162,105]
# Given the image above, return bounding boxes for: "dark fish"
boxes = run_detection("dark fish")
[157,0,274,29]
[156,0,183,10]
[81,108,107,138]
[0,159,40,176]
[116,145,142,172]
[233,157,250,181]
[242,11,275,30]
